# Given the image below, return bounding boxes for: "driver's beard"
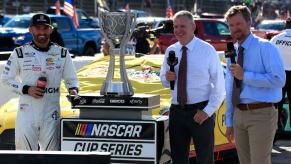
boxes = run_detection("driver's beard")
[34,34,50,45]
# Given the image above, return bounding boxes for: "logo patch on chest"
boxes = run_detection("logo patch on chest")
[47,66,55,70]
[32,65,41,72]
[19,103,30,112]
[24,52,35,57]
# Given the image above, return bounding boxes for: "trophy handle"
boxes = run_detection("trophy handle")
[120,12,136,48]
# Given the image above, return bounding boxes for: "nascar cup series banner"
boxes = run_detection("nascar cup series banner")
[61,119,157,164]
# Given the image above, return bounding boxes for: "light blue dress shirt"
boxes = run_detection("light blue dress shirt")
[225,34,286,127]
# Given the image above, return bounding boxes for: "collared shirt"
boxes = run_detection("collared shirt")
[270,29,291,71]
[160,37,225,117]
[225,34,286,127]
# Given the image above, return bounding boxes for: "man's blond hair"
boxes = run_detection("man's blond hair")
[224,5,251,23]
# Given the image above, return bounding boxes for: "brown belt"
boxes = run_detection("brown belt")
[237,103,274,111]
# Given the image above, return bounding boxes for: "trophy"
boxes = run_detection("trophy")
[68,10,159,119]
[98,10,136,96]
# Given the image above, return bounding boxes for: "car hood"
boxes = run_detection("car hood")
[0,27,28,35]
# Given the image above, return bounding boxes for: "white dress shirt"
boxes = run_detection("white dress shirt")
[160,37,225,117]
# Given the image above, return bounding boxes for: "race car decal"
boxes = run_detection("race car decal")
[7,60,12,66]
[19,104,29,112]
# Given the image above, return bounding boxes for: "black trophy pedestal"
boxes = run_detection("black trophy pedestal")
[68,93,160,119]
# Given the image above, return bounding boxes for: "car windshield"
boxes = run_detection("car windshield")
[257,22,285,31]
[136,12,149,18]
[4,17,30,28]
[203,21,230,36]
[118,9,149,18]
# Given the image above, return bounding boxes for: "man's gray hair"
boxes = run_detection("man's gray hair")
[173,10,194,23]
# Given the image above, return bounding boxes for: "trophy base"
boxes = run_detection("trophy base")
[100,81,134,96]
[69,93,159,109]
[68,93,160,119]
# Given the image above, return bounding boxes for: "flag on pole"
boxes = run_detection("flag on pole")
[64,0,74,17]
[55,0,61,15]
[64,0,79,28]
[166,0,173,19]
[72,6,79,28]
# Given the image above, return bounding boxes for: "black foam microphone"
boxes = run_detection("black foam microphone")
[167,50,178,90]
[225,42,240,88]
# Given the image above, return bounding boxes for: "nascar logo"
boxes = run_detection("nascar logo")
[75,123,142,138]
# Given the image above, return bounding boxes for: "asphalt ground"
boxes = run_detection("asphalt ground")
[214,138,291,164]
[272,139,291,164]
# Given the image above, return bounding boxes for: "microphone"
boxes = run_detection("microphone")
[167,50,178,90]
[225,42,240,88]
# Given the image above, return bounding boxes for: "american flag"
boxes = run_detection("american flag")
[64,0,79,28]
[64,0,74,17]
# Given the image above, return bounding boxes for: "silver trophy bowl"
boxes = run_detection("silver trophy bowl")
[99,10,136,96]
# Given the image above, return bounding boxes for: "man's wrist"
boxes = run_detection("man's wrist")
[22,85,31,94]
[68,87,79,93]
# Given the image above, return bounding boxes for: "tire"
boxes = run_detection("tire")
[0,129,15,150]
[83,46,96,56]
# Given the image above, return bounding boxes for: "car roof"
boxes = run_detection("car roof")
[12,13,68,19]
[136,17,170,24]
[48,6,82,12]
[118,9,147,13]
[117,9,149,17]
[256,19,285,31]
[200,12,224,19]
[260,19,285,24]
[194,17,226,21]
[136,17,172,29]
[262,19,285,22]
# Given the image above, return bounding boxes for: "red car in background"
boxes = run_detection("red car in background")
[157,18,233,53]
[255,19,285,39]
[251,28,268,39]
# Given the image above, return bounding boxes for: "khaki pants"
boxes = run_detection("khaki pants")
[234,106,277,164]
